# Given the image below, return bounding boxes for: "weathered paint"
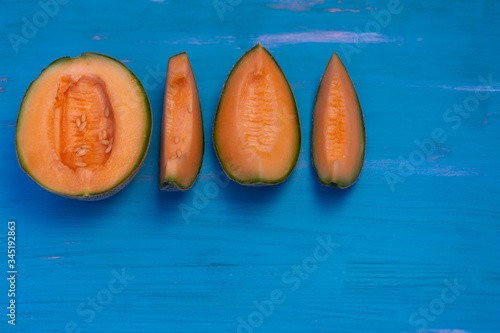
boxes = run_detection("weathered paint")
[1,0,499,332]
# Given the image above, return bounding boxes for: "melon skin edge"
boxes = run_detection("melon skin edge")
[15,53,152,200]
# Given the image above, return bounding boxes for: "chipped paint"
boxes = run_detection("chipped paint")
[40,256,63,259]
[267,0,324,11]
[324,8,360,13]
[254,30,394,47]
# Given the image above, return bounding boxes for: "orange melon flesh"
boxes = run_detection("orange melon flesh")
[213,44,300,185]
[312,53,365,188]
[160,52,204,190]
[16,53,152,199]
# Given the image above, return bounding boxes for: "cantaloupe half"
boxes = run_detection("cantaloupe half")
[213,44,301,185]
[159,52,204,191]
[15,53,152,200]
[312,53,365,188]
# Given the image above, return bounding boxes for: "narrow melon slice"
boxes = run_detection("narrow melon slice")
[15,53,152,200]
[213,44,301,185]
[159,52,204,190]
[312,53,365,188]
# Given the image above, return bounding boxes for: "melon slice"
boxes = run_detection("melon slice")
[213,43,301,185]
[159,52,204,190]
[15,53,152,200]
[312,53,365,188]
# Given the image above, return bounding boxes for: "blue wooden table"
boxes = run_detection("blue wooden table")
[1,0,499,332]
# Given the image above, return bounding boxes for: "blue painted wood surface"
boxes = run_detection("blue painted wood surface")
[1,0,499,332]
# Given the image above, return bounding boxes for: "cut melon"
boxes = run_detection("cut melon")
[15,53,152,200]
[312,53,365,188]
[213,44,301,185]
[159,52,204,190]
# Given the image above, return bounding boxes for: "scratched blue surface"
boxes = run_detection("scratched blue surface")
[1,0,500,332]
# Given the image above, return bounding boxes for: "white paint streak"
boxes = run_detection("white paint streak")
[365,159,477,177]
[419,328,470,333]
[324,8,360,13]
[253,31,395,47]
[267,0,324,11]
[433,85,500,92]
[401,84,500,91]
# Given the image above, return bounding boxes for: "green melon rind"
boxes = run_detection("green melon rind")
[213,44,301,186]
[15,52,152,200]
[159,52,205,191]
[160,176,192,191]
[311,53,366,189]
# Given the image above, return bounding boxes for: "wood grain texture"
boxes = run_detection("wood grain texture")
[1,0,499,332]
